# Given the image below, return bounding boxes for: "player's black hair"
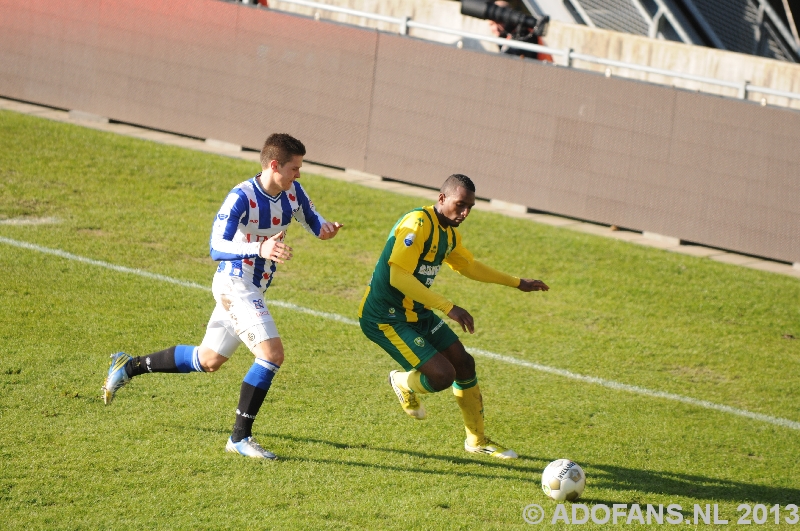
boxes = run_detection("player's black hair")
[261,133,306,167]
[441,174,475,195]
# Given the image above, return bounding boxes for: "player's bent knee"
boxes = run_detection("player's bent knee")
[198,347,228,372]
[427,365,456,392]
[239,323,281,361]
[443,342,475,375]
[252,337,284,366]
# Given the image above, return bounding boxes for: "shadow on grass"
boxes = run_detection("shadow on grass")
[179,423,549,477]
[177,423,799,505]
[580,461,800,506]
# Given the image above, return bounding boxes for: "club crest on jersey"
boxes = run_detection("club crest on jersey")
[253,299,265,309]
[403,233,416,247]
[414,337,425,347]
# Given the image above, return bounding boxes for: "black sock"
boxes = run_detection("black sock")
[230,382,269,442]
[125,346,179,377]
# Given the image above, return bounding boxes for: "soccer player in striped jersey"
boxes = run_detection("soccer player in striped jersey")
[102,134,343,459]
[358,174,548,459]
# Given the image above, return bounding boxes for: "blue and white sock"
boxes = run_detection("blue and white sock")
[174,345,204,373]
[126,345,203,377]
[231,359,280,442]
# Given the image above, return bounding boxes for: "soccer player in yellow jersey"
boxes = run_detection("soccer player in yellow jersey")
[358,174,549,459]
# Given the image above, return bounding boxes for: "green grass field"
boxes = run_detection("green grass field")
[1,109,799,530]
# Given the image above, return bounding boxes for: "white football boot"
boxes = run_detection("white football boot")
[226,436,277,460]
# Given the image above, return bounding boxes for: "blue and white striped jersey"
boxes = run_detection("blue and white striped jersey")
[209,174,326,289]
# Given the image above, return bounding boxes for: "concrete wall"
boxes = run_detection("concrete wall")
[545,22,800,110]
[1,0,798,263]
[270,0,800,110]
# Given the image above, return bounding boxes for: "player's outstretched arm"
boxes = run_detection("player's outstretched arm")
[451,259,520,287]
[517,278,549,292]
[318,221,343,240]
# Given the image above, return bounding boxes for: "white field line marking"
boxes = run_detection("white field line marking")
[2,235,798,431]
[0,217,60,225]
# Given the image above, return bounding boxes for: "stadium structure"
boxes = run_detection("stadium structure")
[2,0,799,268]
[518,0,800,62]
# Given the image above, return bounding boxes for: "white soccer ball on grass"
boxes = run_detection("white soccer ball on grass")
[541,459,586,502]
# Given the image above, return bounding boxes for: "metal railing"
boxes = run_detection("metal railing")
[267,0,800,105]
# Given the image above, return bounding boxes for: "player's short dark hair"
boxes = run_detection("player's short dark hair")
[441,174,475,195]
[261,134,306,167]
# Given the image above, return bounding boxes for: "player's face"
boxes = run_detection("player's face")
[437,186,475,227]
[271,155,303,191]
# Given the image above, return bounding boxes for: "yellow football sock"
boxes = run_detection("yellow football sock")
[395,370,432,395]
[453,384,485,447]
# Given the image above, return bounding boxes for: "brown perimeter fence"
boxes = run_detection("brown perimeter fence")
[1,0,798,263]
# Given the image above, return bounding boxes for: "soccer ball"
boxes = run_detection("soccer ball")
[541,459,586,502]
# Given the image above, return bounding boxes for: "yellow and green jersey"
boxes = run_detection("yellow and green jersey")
[358,205,474,323]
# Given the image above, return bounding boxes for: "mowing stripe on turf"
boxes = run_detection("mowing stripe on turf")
[2,235,798,432]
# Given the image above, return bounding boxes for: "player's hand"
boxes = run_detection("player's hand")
[259,231,293,263]
[319,221,343,240]
[518,278,549,292]
[447,305,475,334]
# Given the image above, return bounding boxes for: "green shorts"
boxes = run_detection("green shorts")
[359,312,460,371]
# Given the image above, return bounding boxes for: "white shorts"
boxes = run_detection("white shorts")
[200,274,280,358]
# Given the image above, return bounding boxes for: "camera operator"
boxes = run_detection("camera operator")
[487,1,553,62]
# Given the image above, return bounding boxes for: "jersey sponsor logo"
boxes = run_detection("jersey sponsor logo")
[256,310,270,317]
[431,320,445,334]
[253,299,265,309]
[417,264,440,276]
[217,213,228,221]
[250,219,258,224]
[404,232,416,247]
[414,337,425,347]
